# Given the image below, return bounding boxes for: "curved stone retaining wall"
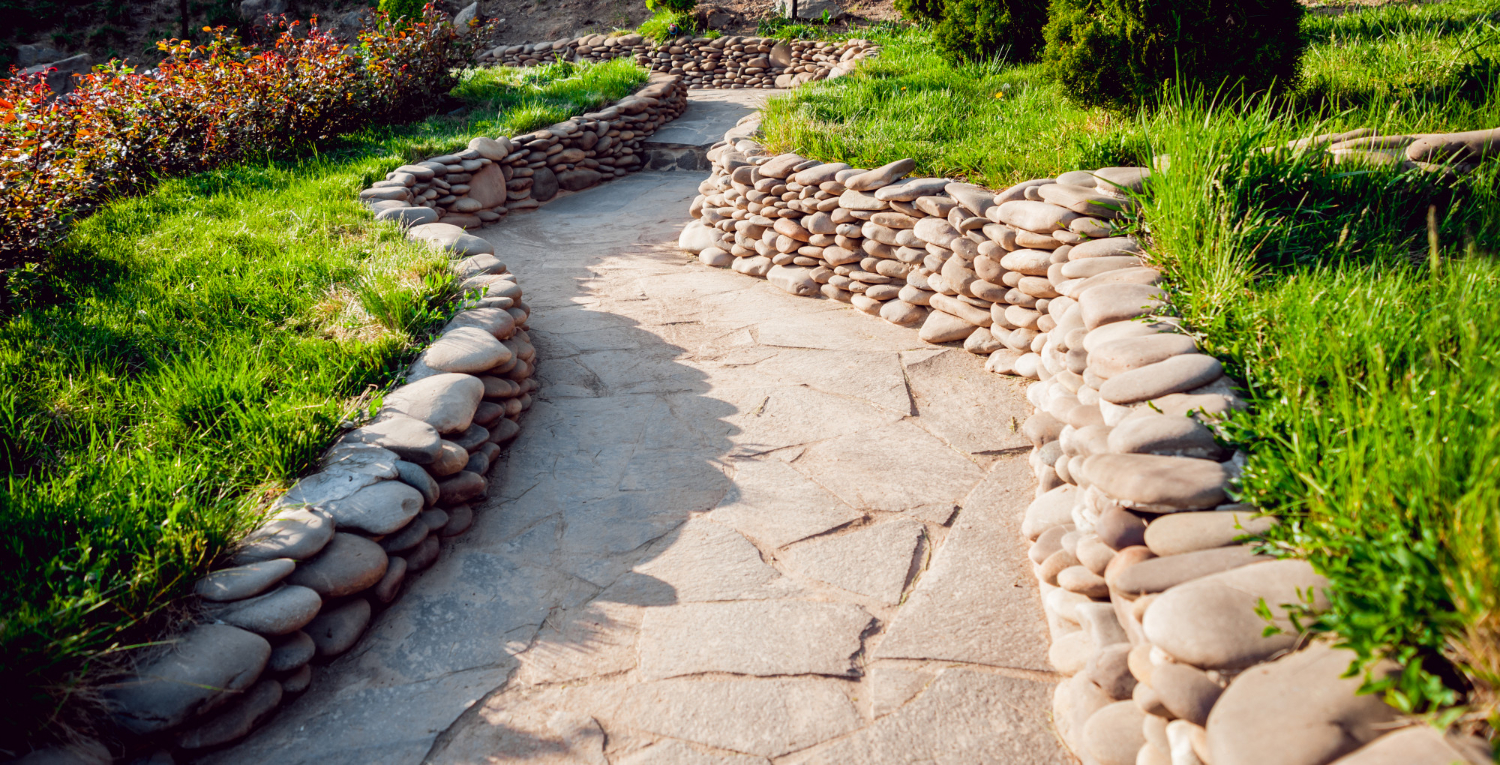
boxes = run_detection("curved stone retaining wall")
[677,135,1495,765]
[478,34,878,90]
[81,78,697,765]
[366,73,689,231]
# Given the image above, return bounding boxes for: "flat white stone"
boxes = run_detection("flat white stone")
[637,600,873,680]
[622,677,863,758]
[804,668,1069,764]
[779,519,924,603]
[875,456,1052,670]
[793,420,986,513]
[709,459,864,549]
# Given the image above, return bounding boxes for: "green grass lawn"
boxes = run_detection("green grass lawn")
[765,0,1500,729]
[0,59,646,750]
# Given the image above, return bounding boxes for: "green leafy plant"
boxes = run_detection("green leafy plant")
[638,8,698,41]
[0,6,481,303]
[1042,0,1306,110]
[644,0,696,13]
[933,0,1047,62]
[894,0,945,23]
[377,0,425,22]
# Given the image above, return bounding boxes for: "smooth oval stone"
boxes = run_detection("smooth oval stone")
[1070,236,1143,259]
[1084,701,1147,765]
[1038,182,1138,219]
[382,373,485,435]
[913,216,961,248]
[195,559,296,602]
[1077,600,1128,647]
[1108,413,1226,459]
[372,556,409,603]
[1112,545,1268,596]
[1100,354,1224,405]
[1023,410,1064,447]
[422,326,514,375]
[1079,283,1167,330]
[1405,127,1500,163]
[340,415,442,465]
[437,471,487,506]
[232,508,334,564]
[439,504,475,537]
[995,177,1054,204]
[319,480,424,535]
[1326,726,1493,765]
[1086,644,1137,700]
[405,535,441,572]
[1093,167,1151,196]
[451,422,490,452]
[1143,559,1329,670]
[206,585,323,636]
[375,206,438,227]
[918,309,978,344]
[430,440,469,477]
[839,188,888,211]
[285,533,389,598]
[1151,662,1224,726]
[993,200,1081,233]
[1207,643,1399,765]
[844,158,916,191]
[103,624,271,735]
[1144,509,1280,557]
[792,162,850,186]
[1082,453,1229,512]
[1049,630,1092,675]
[874,177,950,201]
[945,182,996,218]
[1023,484,1079,540]
[1088,331,1196,381]
[758,153,807,179]
[379,516,430,554]
[1060,255,1144,279]
[406,223,494,256]
[999,248,1052,275]
[768,264,819,296]
[267,630,315,672]
[305,598,372,657]
[175,678,282,750]
[1063,267,1164,300]
[394,459,440,507]
[445,307,516,341]
[488,418,521,444]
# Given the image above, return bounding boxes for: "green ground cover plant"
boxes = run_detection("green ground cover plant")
[767,0,1500,733]
[0,8,475,295]
[0,57,647,751]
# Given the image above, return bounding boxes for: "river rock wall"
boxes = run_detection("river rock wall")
[678,136,1495,765]
[79,77,700,765]
[478,34,878,90]
[365,73,689,231]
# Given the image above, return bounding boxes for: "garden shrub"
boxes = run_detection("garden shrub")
[378,0,427,21]
[645,0,697,14]
[1043,0,1306,110]
[933,0,1048,62]
[894,0,945,23]
[0,6,481,298]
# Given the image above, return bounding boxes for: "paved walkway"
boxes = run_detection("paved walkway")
[206,94,1065,765]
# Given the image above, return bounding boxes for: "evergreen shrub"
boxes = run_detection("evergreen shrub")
[1043,0,1306,110]
[933,0,1048,62]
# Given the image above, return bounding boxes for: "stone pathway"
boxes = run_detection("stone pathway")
[204,93,1067,765]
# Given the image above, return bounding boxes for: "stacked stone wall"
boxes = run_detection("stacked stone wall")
[366,73,689,231]
[678,134,1495,765]
[478,34,878,90]
[80,77,700,765]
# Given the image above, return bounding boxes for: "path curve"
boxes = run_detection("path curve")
[203,92,1066,765]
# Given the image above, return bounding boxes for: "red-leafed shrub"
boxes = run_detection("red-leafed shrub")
[0,6,480,290]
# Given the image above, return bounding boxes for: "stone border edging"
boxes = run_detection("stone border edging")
[65,76,697,765]
[676,129,1495,765]
[478,34,879,90]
